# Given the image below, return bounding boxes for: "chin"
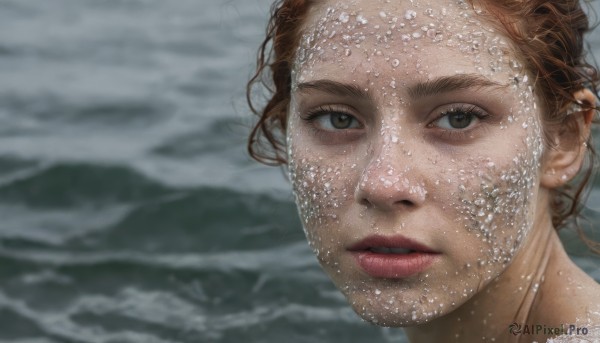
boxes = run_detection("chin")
[340,284,456,327]
[349,300,442,327]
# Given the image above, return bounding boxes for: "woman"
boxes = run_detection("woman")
[247,0,600,342]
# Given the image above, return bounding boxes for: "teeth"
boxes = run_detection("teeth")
[370,247,413,254]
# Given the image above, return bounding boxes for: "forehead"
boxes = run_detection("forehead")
[294,0,523,87]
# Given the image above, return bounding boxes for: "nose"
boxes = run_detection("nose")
[354,146,427,212]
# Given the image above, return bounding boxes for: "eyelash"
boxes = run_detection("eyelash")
[304,105,354,121]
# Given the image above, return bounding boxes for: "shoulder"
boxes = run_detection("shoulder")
[535,252,600,327]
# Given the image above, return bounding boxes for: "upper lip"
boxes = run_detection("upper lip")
[347,234,439,253]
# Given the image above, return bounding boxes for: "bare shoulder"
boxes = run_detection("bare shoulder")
[547,255,600,326]
[542,264,600,342]
[537,251,600,328]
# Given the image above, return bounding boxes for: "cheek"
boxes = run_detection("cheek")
[286,123,357,243]
[447,134,543,270]
[289,157,349,225]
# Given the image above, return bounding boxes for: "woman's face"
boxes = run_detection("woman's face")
[287,0,545,326]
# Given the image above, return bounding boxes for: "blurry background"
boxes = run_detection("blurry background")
[0,0,598,342]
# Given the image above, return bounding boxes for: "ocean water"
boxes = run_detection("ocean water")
[0,0,599,342]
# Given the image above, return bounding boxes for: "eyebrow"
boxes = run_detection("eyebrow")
[295,74,506,100]
[406,74,507,99]
[296,79,374,100]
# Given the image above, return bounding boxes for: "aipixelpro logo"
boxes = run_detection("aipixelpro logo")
[508,322,590,337]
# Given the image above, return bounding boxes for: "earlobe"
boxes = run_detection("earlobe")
[540,89,596,189]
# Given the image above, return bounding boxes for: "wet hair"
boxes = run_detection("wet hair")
[246,0,600,251]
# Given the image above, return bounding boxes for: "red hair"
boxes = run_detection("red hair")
[247,0,600,250]
[247,0,314,166]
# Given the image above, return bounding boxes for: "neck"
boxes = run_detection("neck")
[405,209,562,343]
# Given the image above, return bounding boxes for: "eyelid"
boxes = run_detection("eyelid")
[303,105,364,127]
[302,104,360,120]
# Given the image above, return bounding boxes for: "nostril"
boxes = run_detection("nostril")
[354,168,426,211]
[359,198,372,208]
[395,200,414,207]
[358,197,414,210]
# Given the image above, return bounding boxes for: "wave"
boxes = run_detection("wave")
[0,162,172,209]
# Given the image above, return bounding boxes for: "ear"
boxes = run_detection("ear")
[541,89,596,189]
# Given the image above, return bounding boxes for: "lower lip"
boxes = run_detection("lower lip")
[352,251,439,278]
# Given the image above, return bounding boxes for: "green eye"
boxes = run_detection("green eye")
[446,112,475,129]
[311,111,361,131]
[433,107,483,130]
[329,113,354,129]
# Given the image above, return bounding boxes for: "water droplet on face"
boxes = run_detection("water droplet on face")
[405,9,417,20]
[379,11,387,18]
[391,59,401,67]
[339,12,350,23]
[357,14,369,25]
[375,289,382,295]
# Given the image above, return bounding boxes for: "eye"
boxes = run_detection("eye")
[318,112,359,130]
[430,106,485,130]
[305,106,362,131]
